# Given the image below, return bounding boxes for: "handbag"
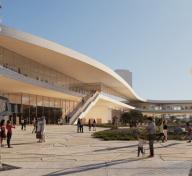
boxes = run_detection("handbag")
[36,131,42,139]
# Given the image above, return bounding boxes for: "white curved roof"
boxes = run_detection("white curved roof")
[0,25,145,101]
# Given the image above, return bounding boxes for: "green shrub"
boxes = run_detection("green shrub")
[93,128,187,141]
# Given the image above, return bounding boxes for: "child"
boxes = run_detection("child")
[6,120,15,148]
[137,136,145,157]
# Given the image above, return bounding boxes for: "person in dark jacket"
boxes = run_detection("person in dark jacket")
[77,118,81,133]
[88,119,91,131]
[80,119,84,133]
[146,117,156,157]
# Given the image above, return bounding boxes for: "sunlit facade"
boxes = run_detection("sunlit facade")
[0,25,192,125]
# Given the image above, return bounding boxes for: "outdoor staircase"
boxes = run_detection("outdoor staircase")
[69,91,100,124]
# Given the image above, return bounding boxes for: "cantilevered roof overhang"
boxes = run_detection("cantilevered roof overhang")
[0,25,145,102]
[0,66,82,101]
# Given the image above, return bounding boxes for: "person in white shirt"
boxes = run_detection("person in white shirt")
[137,137,145,157]
[36,116,46,143]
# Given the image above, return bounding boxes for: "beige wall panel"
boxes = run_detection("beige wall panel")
[84,105,112,124]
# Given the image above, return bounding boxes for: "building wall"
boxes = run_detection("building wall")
[115,69,132,87]
[0,46,91,94]
[84,105,112,124]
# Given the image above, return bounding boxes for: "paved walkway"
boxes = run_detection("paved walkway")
[0,125,191,176]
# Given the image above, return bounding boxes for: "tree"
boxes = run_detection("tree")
[120,110,144,127]
[112,116,119,129]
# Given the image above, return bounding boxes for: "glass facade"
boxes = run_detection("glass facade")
[134,102,192,112]
[1,92,80,124]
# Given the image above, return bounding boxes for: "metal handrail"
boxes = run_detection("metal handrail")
[70,91,99,124]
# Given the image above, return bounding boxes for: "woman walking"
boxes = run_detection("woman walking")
[6,120,15,148]
[36,116,46,143]
[92,119,96,131]
[163,120,168,142]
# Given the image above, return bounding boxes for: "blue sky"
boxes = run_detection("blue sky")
[1,0,192,100]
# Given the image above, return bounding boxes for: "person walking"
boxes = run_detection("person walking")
[0,119,6,147]
[23,118,27,130]
[65,115,68,124]
[146,117,156,157]
[186,122,192,143]
[21,118,24,130]
[82,97,85,105]
[36,116,46,143]
[6,120,15,148]
[137,136,145,157]
[163,120,168,142]
[88,119,91,131]
[157,118,164,142]
[32,117,37,134]
[92,119,96,131]
[77,118,81,133]
[80,119,84,133]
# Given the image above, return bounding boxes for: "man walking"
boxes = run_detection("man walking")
[186,122,192,143]
[146,117,156,157]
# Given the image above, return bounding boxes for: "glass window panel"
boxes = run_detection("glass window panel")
[29,95,36,106]
[22,94,30,105]
[49,98,55,107]
[55,99,61,108]
[37,96,43,106]
[43,97,50,107]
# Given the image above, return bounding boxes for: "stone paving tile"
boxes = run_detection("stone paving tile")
[0,125,191,176]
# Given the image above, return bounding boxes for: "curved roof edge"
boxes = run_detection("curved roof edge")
[0,25,146,102]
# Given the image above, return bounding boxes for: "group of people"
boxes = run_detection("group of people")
[0,119,15,148]
[88,119,96,131]
[20,116,46,143]
[77,118,84,133]
[77,118,97,133]
[0,116,46,148]
[136,117,157,158]
[21,118,27,130]
[156,119,168,142]
[65,115,70,124]
[137,118,192,158]
[31,116,46,143]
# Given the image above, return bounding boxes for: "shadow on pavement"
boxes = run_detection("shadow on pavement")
[93,144,137,152]
[0,164,21,171]
[12,142,39,146]
[189,168,192,176]
[43,157,148,176]
[156,142,180,149]
[93,142,179,153]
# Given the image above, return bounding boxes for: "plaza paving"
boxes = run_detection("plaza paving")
[0,125,191,176]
